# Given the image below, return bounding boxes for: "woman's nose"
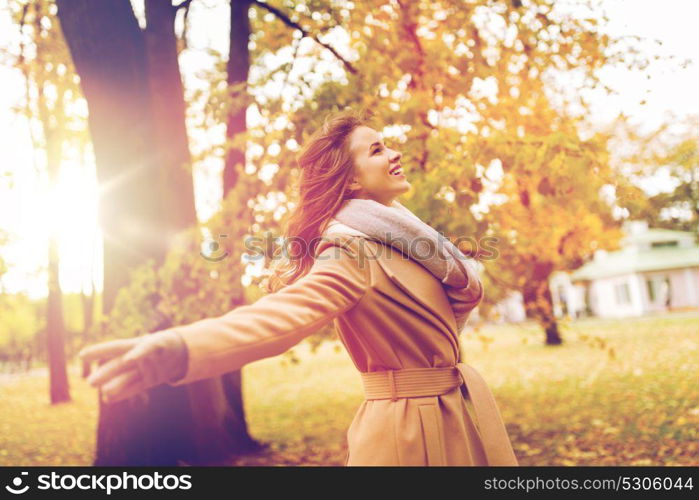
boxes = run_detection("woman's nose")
[390,149,402,162]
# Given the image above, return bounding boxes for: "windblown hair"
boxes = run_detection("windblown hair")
[265,108,374,293]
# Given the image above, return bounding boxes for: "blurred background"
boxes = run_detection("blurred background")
[0,0,697,466]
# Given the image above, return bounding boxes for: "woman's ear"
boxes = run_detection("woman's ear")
[347,178,362,193]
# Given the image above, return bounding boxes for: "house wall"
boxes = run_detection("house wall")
[492,290,527,323]
[570,284,587,317]
[504,268,699,324]
[638,267,699,311]
[687,268,699,306]
[589,273,644,318]
[550,271,587,318]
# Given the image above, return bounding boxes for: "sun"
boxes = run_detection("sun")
[50,162,103,295]
[7,159,103,297]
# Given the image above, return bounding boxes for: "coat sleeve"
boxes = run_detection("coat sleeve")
[167,236,371,386]
[445,258,484,332]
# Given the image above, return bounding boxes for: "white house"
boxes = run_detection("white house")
[490,290,527,323]
[550,220,699,319]
[488,220,699,322]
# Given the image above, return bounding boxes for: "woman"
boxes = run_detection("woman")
[80,109,518,466]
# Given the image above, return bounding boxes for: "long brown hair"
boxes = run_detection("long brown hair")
[265,108,374,293]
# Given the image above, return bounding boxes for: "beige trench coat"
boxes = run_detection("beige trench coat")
[168,229,518,466]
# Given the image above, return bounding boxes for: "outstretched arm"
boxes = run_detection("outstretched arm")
[80,235,370,403]
[168,236,370,385]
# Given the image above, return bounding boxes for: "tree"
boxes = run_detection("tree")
[631,136,699,237]
[10,0,87,402]
[473,115,624,344]
[604,113,699,239]
[55,0,255,465]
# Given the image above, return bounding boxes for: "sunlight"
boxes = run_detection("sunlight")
[4,158,102,297]
[52,162,102,295]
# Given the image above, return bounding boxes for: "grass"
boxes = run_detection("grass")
[1,311,697,466]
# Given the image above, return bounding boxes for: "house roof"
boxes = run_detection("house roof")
[571,245,699,281]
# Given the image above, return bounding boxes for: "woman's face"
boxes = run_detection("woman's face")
[347,126,410,206]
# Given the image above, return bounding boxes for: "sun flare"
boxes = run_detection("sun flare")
[3,159,102,297]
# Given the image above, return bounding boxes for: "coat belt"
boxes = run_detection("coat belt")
[360,363,519,465]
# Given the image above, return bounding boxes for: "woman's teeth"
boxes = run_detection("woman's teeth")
[390,167,403,176]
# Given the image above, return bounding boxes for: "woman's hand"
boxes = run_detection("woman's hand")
[78,329,188,404]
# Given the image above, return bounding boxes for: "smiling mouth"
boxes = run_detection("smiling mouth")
[389,164,403,176]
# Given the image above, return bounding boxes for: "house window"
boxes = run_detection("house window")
[614,283,631,305]
[557,285,568,315]
[646,276,671,304]
[651,240,678,248]
[646,279,656,302]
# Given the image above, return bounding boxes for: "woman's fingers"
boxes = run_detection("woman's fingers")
[78,338,140,364]
[100,369,144,404]
[86,351,138,388]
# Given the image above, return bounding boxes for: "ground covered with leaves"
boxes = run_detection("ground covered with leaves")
[1,312,697,466]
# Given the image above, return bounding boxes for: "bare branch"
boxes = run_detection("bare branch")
[250,0,357,75]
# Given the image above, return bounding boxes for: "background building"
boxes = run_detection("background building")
[551,221,699,319]
[490,220,699,322]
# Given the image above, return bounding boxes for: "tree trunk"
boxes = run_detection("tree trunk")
[217,0,262,455]
[521,261,563,346]
[38,34,70,404]
[47,234,71,404]
[223,0,251,194]
[220,367,262,453]
[143,0,197,234]
[57,0,257,465]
